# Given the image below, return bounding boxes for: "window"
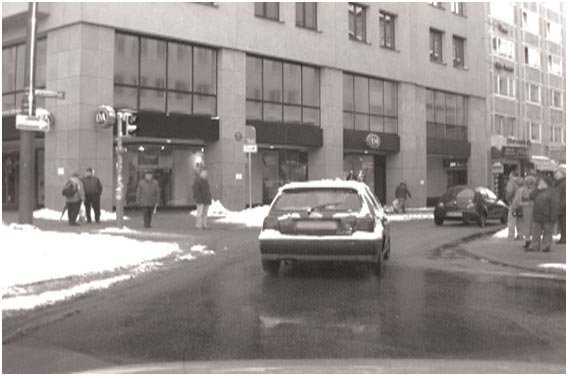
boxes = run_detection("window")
[429,2,444,9]
[2,39,47,111]
[114,32,217,115]
[494,75,515,98]
[548,55,562,76]
[246,55,320,126]
[490,1,514,25]
[342,73,398,133]
[551,90,562,108]
[379,11,395,49]
[453,36,465,67]
[348,3,367,42]
[529,122,541,142]
[255,2,279,21]
[546,21,562,44]
[296,3,317,30]
[551,126,565,144]
[522,10,539,35]
[492,37,515,60]
[430,29,443,63]
[451,2,464,15]
[493,115,516,137]
[524,46,540,68]
[426,89,467,140]
[525,83,540,103]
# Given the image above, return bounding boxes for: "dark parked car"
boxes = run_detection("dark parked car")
[258,180,391,277]
[434,186,508,227]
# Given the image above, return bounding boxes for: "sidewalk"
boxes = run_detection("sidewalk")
[462,229,566,278]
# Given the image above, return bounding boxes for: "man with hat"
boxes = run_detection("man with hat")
[555,166,566,244]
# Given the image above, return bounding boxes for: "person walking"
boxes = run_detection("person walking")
[136,171,160,229]
[505,171,522,240]
[554,167,566,244]
[192,169,212,230]
[394,181,412,213]
[511,175,536,249]
[62,172,85,226]
[528,176,560,252]
[81,167,103,224]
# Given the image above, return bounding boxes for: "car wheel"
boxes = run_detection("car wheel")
[478,212,487,228]
[261,259,280,276]
[383,237,391,260]
[434,216,444,226]
[500,212,508,224]
[371,247,384,277]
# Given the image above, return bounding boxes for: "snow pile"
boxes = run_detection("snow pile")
[216,205,270,227]
[33,208,129,222]
[538,263,566,271]
[190,244,215,255]
[493,228,562,240]
[1,223,180,293]
[388,212,434,222]
[189,200,230,218]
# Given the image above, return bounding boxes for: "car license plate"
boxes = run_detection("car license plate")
[295,220,338,231]
[445,211,462,218]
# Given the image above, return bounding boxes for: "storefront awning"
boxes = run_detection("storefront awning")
[530,155,558,172]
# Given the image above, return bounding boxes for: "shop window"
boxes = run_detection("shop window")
[426,88,467,140]
[348,3,367,42]
[296,2,317,30]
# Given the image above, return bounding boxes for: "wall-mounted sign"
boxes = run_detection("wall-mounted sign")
[245,125,256,145]
[443,158,468,170]
[502,146,529,159]
[492,162,504,174]
[234,131,243,142]
[506,137,529,147]
[365,133,381,149]
[95,105,116,128]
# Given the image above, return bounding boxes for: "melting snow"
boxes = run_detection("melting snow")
[538,263,566,271]
[189,200,230,218]
[33,208,129,222]
[190,244,215,255]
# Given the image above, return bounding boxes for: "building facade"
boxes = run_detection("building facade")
[2,2,489,211]
[486,1,566,198]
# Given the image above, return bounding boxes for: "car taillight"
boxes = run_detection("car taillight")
[262,216,280,231]
[354,216,374,232]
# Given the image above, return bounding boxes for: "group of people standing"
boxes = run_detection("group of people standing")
[61,168,103,226]
[506,167,566,252]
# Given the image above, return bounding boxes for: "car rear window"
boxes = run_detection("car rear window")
[272,188,362,212]
[440,186,466,201]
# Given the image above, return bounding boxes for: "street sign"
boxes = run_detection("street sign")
[95,105,116,128]
[243,144,258,153]
[2,108,22,116]
[34,89,65,99]
[245,125,256,145]
[16,114,50,131]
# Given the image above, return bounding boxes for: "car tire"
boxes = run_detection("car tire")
[478,212,487,228]
[383,237,391,260]
[262,259,280,276]
[434,216,444,226]
[371,247,384,277]
[500,213,508,224]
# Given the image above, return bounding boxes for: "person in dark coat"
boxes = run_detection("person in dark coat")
[528,176,560,252]
[554,167,566,244]
[136,171,160,228]
[62,173,85,226]
[81,167,103,224]
[394,181,412,213]
[192,169,212,230]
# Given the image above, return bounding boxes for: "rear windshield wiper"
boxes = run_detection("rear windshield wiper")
[307,201,343,213]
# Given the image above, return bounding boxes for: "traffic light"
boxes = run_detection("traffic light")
[124,113,138,137]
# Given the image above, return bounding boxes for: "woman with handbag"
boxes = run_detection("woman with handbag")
[511,175,536,249]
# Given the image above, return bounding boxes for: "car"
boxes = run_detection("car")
[433,186,508,227]
[258,180,391,276]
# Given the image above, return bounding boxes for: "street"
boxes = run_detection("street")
[2,219,565,373]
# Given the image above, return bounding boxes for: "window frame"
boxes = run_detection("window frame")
[524,45,541,68]
[379,11,396,50]
[296,2,318,30]
[348,3,367,43]
[426,88,468,141]
[525,82,541,104]
[430,28,444,63]
[450,2,465,16]
[550,89,563,109]
[548,54,562,76]
[255,2,280,22]
[522,9,539,36]
[529,121,541,142]
[452,35,465,68]
[492,36,515,61]
[494,75,516,98]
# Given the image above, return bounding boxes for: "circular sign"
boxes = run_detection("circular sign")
[365,133,381,150]
[35,108,54,131]
[234,131,243,142]
[95,105,116,128]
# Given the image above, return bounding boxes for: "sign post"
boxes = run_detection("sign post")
[115,112,124,229]
[245,126,257,209]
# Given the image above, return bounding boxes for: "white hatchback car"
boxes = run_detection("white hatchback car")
[258,180,391,276]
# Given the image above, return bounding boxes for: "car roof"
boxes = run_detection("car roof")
[280,180,370,193]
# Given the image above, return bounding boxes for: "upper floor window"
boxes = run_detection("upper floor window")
[529,122,541,142]
[490,1,514,25]
[296,3,317,30]
[522,10,539,35]
[493,115,516,137]
[343,73,398,133]
[379,11,396,49]
[246,55,320,126]
[426,89,468,140]
[524,46,540,68]
[114,32,217,115]
[551,125,565,144]
[546,21,562,44]
[551,89,563,109]
[548,54,562,76]
[494,75,515,98]
[492,37,515,60]
[255,2,279,21]
[429,2,444,9]
[453,36,465,68]
[451,2,464,15]
[430,29,443,63]
[348,3,367,42]
[525,82,540,103]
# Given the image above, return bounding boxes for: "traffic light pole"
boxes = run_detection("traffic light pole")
[18,2,38,224]
[115,113,124,229]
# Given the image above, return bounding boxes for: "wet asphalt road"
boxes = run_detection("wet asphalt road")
[2,220,565,373]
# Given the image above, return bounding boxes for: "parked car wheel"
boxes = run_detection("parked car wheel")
[500,212,508,224]
[434,216,444,226]
[478,211,487,228]
[371,247,384,277]
[383,238,391,260]
[262,259,280,276]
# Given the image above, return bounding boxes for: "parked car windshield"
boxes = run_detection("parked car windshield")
[273,188,362,212]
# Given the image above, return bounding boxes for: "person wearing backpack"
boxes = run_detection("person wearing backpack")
[62,173,85,226]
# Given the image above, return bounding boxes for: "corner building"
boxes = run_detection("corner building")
[2,2,488,211]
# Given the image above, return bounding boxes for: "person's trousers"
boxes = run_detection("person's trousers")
[398,198,407,213]
[196,204,209,229]
[142,206,153,228]
[84,194,101,223]
[67,201,81,225]
[507,209,518,239]
[532,221,554,251]
[558,213,566,243]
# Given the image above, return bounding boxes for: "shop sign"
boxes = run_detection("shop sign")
[365,133,381,149]
[443,158,468,169]
[492,162,504,174]
[34,89,65,99]
[506,138,529,147]
[243,144,258,153]
[95,105,116,128]
[502,146,529,159]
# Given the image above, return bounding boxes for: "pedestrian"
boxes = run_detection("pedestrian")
[505,171,522,240]
[346,170,355,180]
[511,175,536,249]
[80,167,103,224]
[62,172,85,226]
[394,181,412,213]
[136,171,160,229]
[554,166,566,244]
[192,169,212,230]
[528,176,560,252]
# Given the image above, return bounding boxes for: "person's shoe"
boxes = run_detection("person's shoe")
[95,220,101,224]
[525,248,536,252]
[87,220,92,224]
